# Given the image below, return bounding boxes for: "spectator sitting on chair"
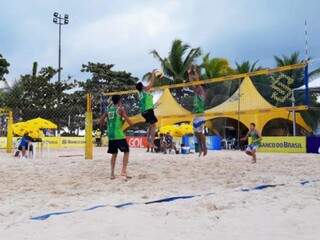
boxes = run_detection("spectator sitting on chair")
[152,133,160,153]
[18,133,33,159]
[158,133,166,153]
[164,132,179,154]
[95,129,102,147]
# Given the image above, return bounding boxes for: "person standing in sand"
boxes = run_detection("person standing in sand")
[100,95,133,180]
[188,65,207,157]
[241,123,262,163]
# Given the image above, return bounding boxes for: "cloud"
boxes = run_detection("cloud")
[63,1,187,79]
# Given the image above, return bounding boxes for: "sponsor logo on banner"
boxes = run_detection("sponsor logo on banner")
[42,137,61,148]
[126,137,148,148]
[0,137,6,148]
[257,137,306,153]
[0,137,89,149]
[271,73,294,103]
[61,137,85,147]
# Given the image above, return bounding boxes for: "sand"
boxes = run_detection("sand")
[0,148,319,240]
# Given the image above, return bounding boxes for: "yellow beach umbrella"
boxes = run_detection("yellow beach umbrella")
[159,124,193,137]
[12,122,29,136]
[26,117,57,129]
[27,128,43,139]
[179,124,193,135]
[159,125,173,134]
[12,122,42,137]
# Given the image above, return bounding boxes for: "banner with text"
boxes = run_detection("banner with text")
[257,137,306,153]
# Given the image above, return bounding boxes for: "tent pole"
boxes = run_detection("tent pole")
[237,79,241,149]
[291,90,297,136]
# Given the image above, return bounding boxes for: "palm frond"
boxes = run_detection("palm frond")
[181,47,202,76]
[150,50,165,63]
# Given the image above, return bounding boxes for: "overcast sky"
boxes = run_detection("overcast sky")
[1,0,319,83]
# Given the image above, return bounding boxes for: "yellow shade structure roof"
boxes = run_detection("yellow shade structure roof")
[154,88,191,117]
[206,76,274,114]
[205,76,310,132]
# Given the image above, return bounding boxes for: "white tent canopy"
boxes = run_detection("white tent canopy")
[295,76,320,91]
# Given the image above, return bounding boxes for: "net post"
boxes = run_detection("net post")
[304,63,309,106]
[6,111,13,153]
[85,93,93,160]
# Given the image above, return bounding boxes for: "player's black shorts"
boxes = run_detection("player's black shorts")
[141,109,158,124]
[108,139,129,154]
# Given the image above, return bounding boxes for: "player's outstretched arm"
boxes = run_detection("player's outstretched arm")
[145,70,157,91]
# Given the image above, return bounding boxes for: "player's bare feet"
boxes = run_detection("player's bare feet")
[120,173,132,181]
[203,148,208,156]
[110,175,116,180]
[251,158,257,164]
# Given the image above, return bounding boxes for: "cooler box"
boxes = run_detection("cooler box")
[181,135,222,150]
[181,146,190,154]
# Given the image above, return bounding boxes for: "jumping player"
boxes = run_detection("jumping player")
[188,65,207,156]
[136,70,159,150]
[100,95,133,180]
[241,123,262,163]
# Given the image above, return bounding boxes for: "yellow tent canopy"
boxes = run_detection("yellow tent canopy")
[204,76,310,132]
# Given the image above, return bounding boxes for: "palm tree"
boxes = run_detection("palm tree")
[150,39,201,83]
[201,53,234,79]
[273,51,320,133]
[274,51,302,67]
[273,51,305,92]
[235,60,261,73]
[198,54,237,108]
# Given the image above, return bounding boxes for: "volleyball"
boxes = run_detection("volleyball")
[154,69,164,79]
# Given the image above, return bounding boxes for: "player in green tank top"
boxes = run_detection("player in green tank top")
[100,95,133,180]
[136,69,162,151]
[107,104,125,140]
[193,92,205,114]
[241,123,262,163]
[188,65,208,157]
[138,91,154,113]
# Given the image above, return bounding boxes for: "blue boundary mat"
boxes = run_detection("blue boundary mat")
[30,180,319,221]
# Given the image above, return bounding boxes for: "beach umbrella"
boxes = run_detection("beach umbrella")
[179,124,193,135]
[159,125,173,135]
[26,117,57,129]
[159,124,193,137]
[27,128,44,139]
[12,122,42,138]
[12,122,29,136]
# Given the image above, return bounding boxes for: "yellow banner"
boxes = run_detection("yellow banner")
[0,136,90,149]
[0,137,6,148]
[42,137,62,148]
[257,137,306,153]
